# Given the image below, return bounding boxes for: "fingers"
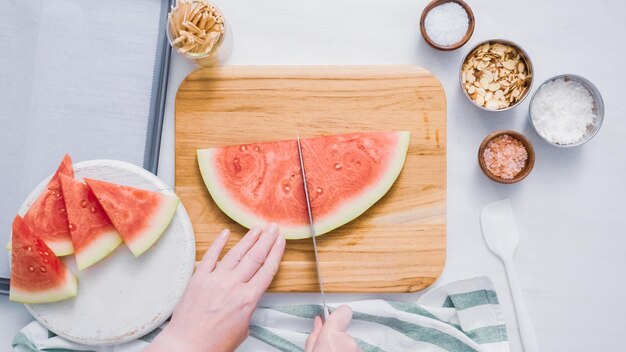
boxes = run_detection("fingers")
[197,229,230,274]
[218,227,262,271]
[304,316,323,352]
[234,223,279,282]
[324,305,353,333]
[247,232,286,290]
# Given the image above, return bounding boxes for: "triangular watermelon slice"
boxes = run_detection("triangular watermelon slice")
[59,175,123,270]
[10,215,78,304]
[22,154,75,256]
[84,179,179,257]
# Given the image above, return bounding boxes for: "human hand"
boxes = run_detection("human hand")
[147,223,286,352]
[305,305,361,352]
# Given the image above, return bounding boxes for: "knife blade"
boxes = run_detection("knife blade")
[296,133,330,321]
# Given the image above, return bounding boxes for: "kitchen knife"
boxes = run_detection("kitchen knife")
[296,133,330,321]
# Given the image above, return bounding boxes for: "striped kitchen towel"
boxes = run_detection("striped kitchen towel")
[13,277,509,352]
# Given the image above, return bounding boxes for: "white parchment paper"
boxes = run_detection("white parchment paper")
[0,0,163,277]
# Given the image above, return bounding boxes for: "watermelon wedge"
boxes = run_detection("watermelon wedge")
[10,215,78,304]
[84,179,180,257]
[59,175,123,270]
[197,131,410,239]
[21,154,75,256]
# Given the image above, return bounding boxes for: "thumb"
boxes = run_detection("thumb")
[305,315,323,352]
[324,305,353,333]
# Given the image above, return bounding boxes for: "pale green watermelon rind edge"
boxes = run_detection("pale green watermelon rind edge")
[197,131,411,240]
[4,239,74,256]
[126,194,180,257]
[9,268,78,304]
[43,241,75,257]
[75,230,123,271]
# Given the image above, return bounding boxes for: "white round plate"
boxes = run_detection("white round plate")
[16,160,195,346]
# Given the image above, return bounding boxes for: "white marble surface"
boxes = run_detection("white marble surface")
[3,0,626,351]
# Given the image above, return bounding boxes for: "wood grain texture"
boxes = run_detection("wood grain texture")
[175,66,446,293]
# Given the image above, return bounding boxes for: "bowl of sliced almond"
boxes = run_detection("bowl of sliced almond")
[460,39,533,111]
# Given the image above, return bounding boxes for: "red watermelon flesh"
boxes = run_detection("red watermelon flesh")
[197,131,410,239]
[10,215,78,304]
[22,154,74,256]
[59,175,123,270]
[84,179,179,257]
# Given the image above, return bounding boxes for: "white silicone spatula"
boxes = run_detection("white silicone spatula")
[481,199,540,352]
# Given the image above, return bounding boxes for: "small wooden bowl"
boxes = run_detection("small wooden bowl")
[420,0,475,51]
[478,130,535,184]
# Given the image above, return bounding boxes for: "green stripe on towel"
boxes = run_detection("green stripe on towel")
[445,290,499,310]
[12,332,39,352]
[351,312,479,352]
[466,325,508,344]
[355,338,386,352]
[249,325,304,352]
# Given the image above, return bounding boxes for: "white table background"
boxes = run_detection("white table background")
[2,1,625,351]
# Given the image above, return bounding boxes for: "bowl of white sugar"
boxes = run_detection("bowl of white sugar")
[529,74,604,147]
[420,0,475,51]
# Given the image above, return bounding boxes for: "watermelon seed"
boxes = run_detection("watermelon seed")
[43,258,49,264]
[254,146,260,152]
[69,223,75,231]
[284,186,290,192]
[39,266,47,272]
[232,158,242,172]
[356,161,362,167]
[90,206,96,213]
[28,266,34,272]
[240,145,247,151]
[334,163,342,170]
[38,251,43,255]
[55,192,62,198]
[316,187,323,194]
[60,208,66,213]
[27,246,32,252]
[43,251,49,256]
[81,200,87,208]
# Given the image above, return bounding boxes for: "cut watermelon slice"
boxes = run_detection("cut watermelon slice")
[84,179,180,257]
[22,154,74,256]
[10,215,78,304]
[197,131,410,239]
[59,175,123,270]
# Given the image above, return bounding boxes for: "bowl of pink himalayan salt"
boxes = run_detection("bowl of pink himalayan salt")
[478,130,535,184]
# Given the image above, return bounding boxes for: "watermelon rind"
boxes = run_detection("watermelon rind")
[125,193,179,257]
[10,267,78,304]
[75,230,123,271]
[41,241,74,257]
[197,131,411,240]
[6,240,74,256]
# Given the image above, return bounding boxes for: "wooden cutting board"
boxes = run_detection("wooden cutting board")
[175,66,446,293]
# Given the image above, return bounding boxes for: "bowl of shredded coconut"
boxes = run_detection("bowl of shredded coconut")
[529,74,604,147]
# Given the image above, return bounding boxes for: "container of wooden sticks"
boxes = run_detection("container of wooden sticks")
[167,0,232,66]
